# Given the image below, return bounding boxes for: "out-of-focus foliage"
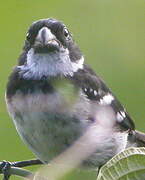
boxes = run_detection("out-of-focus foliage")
[0,0,144,179]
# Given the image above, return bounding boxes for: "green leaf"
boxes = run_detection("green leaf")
[97,147,145,180]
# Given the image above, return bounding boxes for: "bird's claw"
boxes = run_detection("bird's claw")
[0,161,12,180]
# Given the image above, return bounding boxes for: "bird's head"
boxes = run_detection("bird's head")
[18,18,84,79]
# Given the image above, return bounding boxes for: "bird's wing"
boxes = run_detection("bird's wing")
[71,64,135,130]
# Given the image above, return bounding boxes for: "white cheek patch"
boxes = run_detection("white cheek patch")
[71,56,84,72]
[99,94,114,105]
[116,111,126,122]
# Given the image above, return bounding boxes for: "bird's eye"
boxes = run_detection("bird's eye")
[63,28,69,38]
[26,32,31,40]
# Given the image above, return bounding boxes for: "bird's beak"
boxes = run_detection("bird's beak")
[35,27,60,47]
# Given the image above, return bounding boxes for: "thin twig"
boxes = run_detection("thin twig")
[12,159,43,168]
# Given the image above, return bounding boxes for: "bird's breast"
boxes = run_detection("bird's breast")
[6,88,90,162]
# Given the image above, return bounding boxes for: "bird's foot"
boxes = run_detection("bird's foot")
[0,159,43,179]
[0,161,12,180]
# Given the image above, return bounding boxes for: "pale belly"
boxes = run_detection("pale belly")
[13,111,86,162]
[6,91,91,162]
[6,91,128,167]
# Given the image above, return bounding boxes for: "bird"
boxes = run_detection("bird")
[5,18,145,169]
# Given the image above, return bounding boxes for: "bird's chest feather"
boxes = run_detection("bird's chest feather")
[6,80,91,161]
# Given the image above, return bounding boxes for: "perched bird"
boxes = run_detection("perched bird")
[6,18,145,168]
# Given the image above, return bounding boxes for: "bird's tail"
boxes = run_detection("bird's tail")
[128,130,145,147]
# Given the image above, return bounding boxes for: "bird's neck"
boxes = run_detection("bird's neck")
[17,48,84,80]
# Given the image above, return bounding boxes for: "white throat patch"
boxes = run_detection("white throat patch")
[18,48,84,80]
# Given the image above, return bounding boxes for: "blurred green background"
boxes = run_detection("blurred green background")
[0,0,144,179]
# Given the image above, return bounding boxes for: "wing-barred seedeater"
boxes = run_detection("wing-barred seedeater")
[5,18,145,168]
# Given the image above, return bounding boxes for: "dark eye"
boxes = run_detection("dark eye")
[63,28,69,38]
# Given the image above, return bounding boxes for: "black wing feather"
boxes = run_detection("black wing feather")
[71,64,135,130]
